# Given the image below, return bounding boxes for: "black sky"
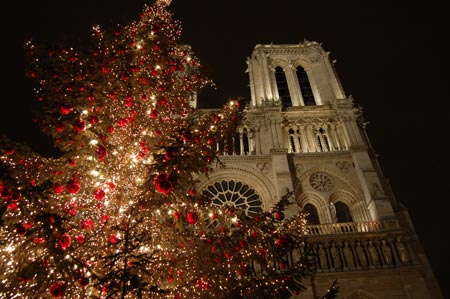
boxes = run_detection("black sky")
[1,1,448,296]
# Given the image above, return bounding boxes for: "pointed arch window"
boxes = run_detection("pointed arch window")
[335,201,353,223]
[304,203,320,225]
[275,66,291,107]
[296,66,316,106]
[316,127,330,152]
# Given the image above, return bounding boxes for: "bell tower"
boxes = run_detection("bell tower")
[198,42,443,298]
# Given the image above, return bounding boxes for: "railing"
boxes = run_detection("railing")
[305,220,399,235]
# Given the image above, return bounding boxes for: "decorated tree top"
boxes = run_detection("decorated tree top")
[1,1,314,298]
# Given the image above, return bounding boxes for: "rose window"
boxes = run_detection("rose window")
[201,180,263,215]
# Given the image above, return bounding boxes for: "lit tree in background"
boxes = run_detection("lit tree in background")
[0,1,317,298]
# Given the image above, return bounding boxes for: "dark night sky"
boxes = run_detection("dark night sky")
[1,1,448,296]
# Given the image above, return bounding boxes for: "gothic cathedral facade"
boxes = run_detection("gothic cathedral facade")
[197,42,443,299]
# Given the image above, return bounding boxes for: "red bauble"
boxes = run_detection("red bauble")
[53,182,64,194]
[59,105,73,115]
[149,109,158,119]
[88,115,99,124]
[95,145,107,161]
[72,119,85,133]
[274,211,285,221]
[66,179,80,194]
[15,224,27,235]
[154,173,173,195]
[50,281,66,298]
[94,188,105,200]
[74,235,85,244]
[55,123,65,132]
[118,118,127,128]
[110,233,119,244]
[34,237,45,244]
[81,219,94,230]
[181,133,191,142]
[79,277,89,287]
[186,211,198,224]
[23,220,33,229]
[276,236,289,248]
[58,233,71,250]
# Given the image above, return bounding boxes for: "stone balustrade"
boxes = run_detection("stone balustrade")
[305,220,399,235]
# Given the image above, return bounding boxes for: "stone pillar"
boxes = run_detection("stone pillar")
[285,63,302,106]
[261,54,274,101]
[329,123,342,151]
[293,127,301,153]
[299,125,310,152]
[306,125,318,152]
[239,131,244,155]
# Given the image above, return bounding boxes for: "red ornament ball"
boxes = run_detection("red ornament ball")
[59,105,73,115]
[154,173,173,195]
[276,236,289,248]
[149,109,159,119]
[66,179,80,194]
[110,233,119,244]
[50,281,66,298]
[72,119,85,132]
[53,182,64,194]
[94,188,106,200]
[55,123,65,132]
[274,211,285,221]
[79,277,90,287]
[58,233,71,250]
[186,211,198,224]
[88,115,99,125]
[15,224,27,235]
[96,145,107,161]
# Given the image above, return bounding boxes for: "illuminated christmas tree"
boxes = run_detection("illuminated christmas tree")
[0,1,314,298]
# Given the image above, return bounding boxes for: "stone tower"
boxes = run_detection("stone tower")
[197,42,443,298]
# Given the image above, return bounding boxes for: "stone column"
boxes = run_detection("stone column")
[329,123,342,151]
[299,125,309,152]
[285,63,302,106]
[293,127,301,153]
[239,131,244,155]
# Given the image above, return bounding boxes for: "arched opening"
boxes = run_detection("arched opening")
[296,66,316,106]
[275,66,291,107]
[335,201,353,223]
[304,203,320,225]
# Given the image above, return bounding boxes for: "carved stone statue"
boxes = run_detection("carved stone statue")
[317,243,328,270]
[368,240,380,267]
[355,240,368,267]
[330,242,342,270]
[381,240,393,266]
[396,237,409,264]
[342,240,355,269]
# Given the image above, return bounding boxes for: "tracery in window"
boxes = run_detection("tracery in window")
[201,180,263,215]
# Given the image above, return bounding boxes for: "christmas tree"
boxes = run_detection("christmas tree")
[0,1,314,298]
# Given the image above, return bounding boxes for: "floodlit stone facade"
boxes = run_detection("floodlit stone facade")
[197,42,443,299]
